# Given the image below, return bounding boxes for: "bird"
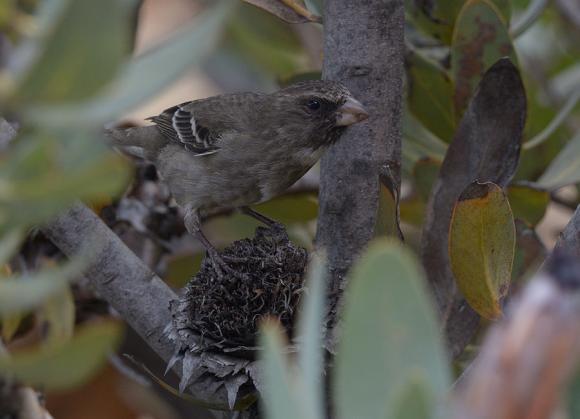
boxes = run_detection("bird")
[107,80,369,276]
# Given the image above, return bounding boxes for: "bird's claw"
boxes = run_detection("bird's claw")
[207,250,249,281]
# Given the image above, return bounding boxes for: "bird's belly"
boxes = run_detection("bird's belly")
[156,144,323,213]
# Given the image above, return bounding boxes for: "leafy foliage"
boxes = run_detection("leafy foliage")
[0,0,231,393]
[0,321,123,391]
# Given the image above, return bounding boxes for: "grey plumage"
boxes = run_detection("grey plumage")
[107,80,368,276]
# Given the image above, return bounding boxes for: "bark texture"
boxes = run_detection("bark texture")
[316,0,404,319]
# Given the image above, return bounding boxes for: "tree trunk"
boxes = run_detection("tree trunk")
[317,0,405,334]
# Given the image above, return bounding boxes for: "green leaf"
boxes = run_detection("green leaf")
[226,3,307,79]
[567,369,580,419]
[0,260,82,316]
[12,0,136,104]
[510,0,549,38]
[0,132,129,232]
[391,375,433,419]
[507,185,548,226]
[406,49,455,142]
[260,321,314,419]
[413,158,441,202]
[537,132,580,190]
[402,111,448,174]
[0,321,123,391]
[334,240,451,419]
[489,0,511,22]
[27,1,233,127]
[296,255,325,419]
[449,181,515,319]
[523,89,580,150]
[39,286,75,346]
[406,0,465,45]
[0,229,24,267]
[451,0,517,118]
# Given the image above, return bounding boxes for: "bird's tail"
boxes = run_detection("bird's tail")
[105,125,165,160]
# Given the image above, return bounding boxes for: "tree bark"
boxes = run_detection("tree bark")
[316,0,404,323]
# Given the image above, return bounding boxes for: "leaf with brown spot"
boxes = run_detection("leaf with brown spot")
[242,0,321,23]
[449,182,515,320]
[451,0,517,119]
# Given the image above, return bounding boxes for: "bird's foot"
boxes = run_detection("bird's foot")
[207,249,249,281]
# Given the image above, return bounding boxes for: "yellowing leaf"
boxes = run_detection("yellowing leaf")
[0,321,123,391]
[0,260,82,316]
[39,287,75,347]
[449,182,515,319]
[1,313,22,342]
[1,266,23,342]
[375,183,401,238]
[242,0,321,23]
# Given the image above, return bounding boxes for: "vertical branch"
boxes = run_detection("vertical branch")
[316,1,404,316]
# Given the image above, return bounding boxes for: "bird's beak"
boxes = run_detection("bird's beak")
[336,97,369,126]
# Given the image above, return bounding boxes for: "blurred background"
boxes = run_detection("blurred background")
[0,0,579,418]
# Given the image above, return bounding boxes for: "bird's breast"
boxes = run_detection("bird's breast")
[256,145,325,202]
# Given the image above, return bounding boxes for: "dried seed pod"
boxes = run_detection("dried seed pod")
[166,225,307,407]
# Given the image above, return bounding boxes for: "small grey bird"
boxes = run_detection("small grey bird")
[108,80,368,275]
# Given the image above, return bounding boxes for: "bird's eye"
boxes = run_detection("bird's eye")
[307,99,321,111]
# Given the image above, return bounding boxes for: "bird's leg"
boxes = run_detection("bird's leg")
[240,207,288,242]
[240,207,284,229]
[184,207,247,280]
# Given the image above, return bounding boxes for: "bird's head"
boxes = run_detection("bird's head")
[266,80,369,149]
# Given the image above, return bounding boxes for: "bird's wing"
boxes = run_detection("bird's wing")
[147,93,262,157]
[147,103,221,156]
